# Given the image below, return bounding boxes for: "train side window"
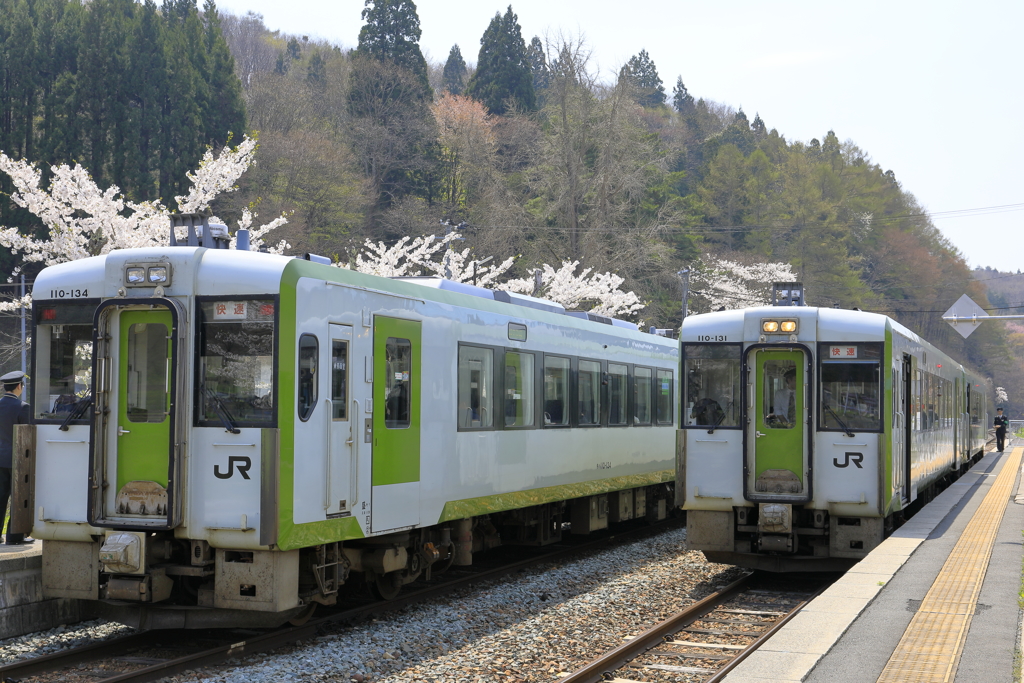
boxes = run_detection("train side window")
[656,369,674,425]
[578,360,601,426]
[608,363,628,426]
[543,356,570,426]
[385,338,412,428]
[683,344,741,429]
[634,367,652,425]
[33,302,94,421]
[331,339,348,420]
[458,345,493,429]
[504,351,535,427]
[298,334,318,421]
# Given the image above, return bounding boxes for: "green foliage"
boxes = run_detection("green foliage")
[621,49,665,108]
[672,76,694,114]
[442,44,467,95]
[466,6,536,116]
[355,0,430,97]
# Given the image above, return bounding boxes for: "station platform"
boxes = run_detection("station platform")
[0,538,84,639]
[721,443,1024,683]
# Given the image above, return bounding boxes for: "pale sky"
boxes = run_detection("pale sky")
[214,0,1024,273]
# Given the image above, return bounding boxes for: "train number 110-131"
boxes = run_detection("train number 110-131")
[697,335,727,342]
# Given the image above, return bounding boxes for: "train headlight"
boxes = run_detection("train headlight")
[780,320,798,333]
[762,320,779,333]
[126,267,146,284]
[148,266,168,283]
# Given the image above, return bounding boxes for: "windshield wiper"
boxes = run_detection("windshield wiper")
[707,409,727,434]
[204,387,241,434]
[58,394,92,432]
[825,403,855,437]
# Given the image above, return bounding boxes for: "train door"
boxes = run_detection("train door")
[326,324,355,517]
[746,348,811,501]
[370,317,421,532]
[90,300,184,529]
[897,353,912,504]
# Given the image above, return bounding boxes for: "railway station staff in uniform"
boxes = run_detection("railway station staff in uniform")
[994,407,1009,452]
[0,371,32,545]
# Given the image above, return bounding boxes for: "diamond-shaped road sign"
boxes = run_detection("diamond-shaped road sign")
[943,294,989,338]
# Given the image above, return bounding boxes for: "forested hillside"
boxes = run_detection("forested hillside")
[0,0,1013,410]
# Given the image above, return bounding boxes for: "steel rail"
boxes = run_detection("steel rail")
[0,519,684,683]
[556,571,756,683]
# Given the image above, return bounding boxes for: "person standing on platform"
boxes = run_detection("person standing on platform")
[994,407,1009,453]
[0,371,33,545]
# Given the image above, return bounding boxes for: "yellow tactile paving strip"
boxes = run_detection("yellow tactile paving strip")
[875,446,1023,683]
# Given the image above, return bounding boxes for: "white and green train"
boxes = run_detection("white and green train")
[678,285,991,572]
[23,219,679,628]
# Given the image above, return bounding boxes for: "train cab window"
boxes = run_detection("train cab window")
[458,346,494,429]
[578,360,602,426]
[656,369,674,425]
[819,343,882,432]
[298,334,318,421]
[125,322,169,423]
[504,351,535,427]
[384,338,412,428]
[683,344,741,429]
[608,363,628,426]
[331,339,348,420]
[33,302,95,421]
[634,367,653,425]
[198,298,277,428]
[543,356,570,426]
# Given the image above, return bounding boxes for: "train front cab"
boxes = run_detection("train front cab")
[680,309,890,572]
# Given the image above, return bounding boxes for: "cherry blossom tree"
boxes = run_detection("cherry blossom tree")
[499,261,645,319]
[0,135,289,312]
[690,254,797,313]
[996,386,1008,405]
[348,230,514,287]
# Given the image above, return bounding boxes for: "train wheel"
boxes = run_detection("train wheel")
[370,571,402,601]
[288,602,317,626]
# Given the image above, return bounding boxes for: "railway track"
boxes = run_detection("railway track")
[558,571,833,683]
[0,518,684,683]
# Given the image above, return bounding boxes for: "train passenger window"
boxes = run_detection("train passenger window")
[331,340,348,420]
[298,334,318,421]
[819,343,881,432]
[634,367,652,425]
[385,338,412,429]
[578,360,602,426]
[656,369,674,425]
[458,346,493,428]
[763,359,797,429]
[198,298,276,427]
[504,351,535,427]
[543,356,570,426]
[33,302,94,421]
[683,344,741,429]
[126,322,169,423]
[608,364,628,426]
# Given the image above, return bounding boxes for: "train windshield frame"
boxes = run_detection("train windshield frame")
[817,341,883,433]
[33,299,99,423]
[682,343,742,429]
[196,296,279,429]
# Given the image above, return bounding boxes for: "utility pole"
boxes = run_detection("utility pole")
[20,274,26,374]
[678,268,690,330]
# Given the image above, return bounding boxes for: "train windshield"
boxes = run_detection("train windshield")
[197,298,277,427]
[683,344,741,428]
[818,343,882,431]
[33,301,95,421]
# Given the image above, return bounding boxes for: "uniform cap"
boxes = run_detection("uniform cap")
[0,371,26,383]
